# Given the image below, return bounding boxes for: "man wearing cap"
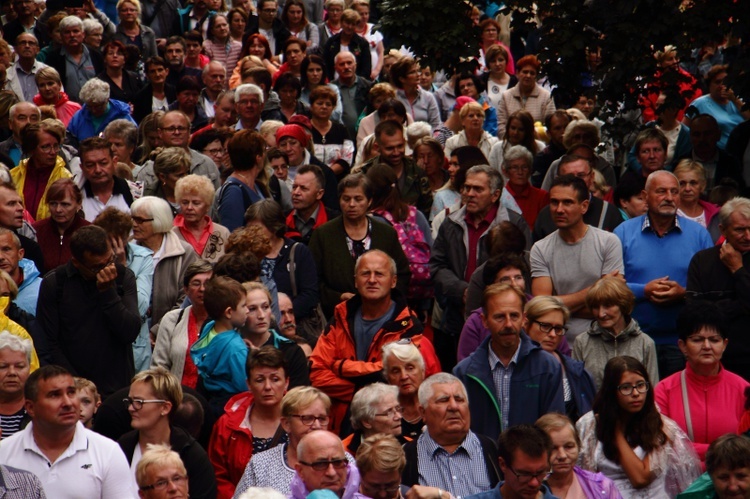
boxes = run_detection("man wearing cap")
[276,124,340,211]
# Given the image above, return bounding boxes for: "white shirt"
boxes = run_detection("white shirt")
[0,422,135,499]
[82,191,131,222]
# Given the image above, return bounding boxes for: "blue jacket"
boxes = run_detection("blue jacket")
[560,354,596,422]
[466,482,558,499]
[15,258,41,316]
[190,320,248,398]
[453,334,564,440]
[66,99,136,145]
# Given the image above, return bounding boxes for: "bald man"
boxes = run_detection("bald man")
[291,431,366,499]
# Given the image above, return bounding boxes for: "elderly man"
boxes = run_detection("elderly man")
[234,83,264,131]
[103,119,139,171]
[285,164,340,245]
[310,249,438,436]
[0,228,41,316]
[79,137,136,221]
[501,145,549,228]
[618,128,670,192]
[66,78,135,146]
[0,365,132,497]
[134,110,221,191]
[430,164,531,370]
[333,51,372,141]
[615,170,713,378]
[678,434,750,499]
[290,431,366,499]
[401,373,500,498]
[199,61,226,119]
[6,33,47,102]
[454,283,564,440]
[687,196,750,380]
[278,292,297,337]
[0,101,40,166]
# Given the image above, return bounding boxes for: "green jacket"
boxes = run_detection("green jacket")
[360,156,433,219]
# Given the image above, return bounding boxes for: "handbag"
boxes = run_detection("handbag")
[288,243,326,345]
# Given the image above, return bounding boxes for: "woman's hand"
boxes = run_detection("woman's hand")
[110,236,127,266]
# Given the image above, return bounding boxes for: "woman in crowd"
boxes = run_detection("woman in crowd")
[477,18,514,75]
[351,0,383,81]
[67,79,135,144]
[497,54,556,137]
[135,444,191,499]
[173,174,230,263]
[356,83,399,148]
[185,31,209,70]
[119,368,216,499]
[382,340,426,440]
[300,55,343,124]
[675,159,719,229]
[112,0,157,62]
[413,137,449,193]
[500,145,549,229]
[525,296,596,422]
[234,386,333,496]
[655,301,749,464]
[151,259,213,388]
[536,413,623,499]
[190,127,233,178]
[134,111,164,164]
[344,383,403,455]
[131,196,199,329]
[281,0,319,53]
[209,346,289,499]
[489,109,545,173]
[481,44,517,113]
[145,147,190,214]
[317,0,344,47]
[444,100,498,161]
[33,179,89,270]
[33,67,81,127]
[356,435,406,499]
[574,276,659,390]
[390,56,440,130]
[274,38,307,82]
[203,14,242,82]
[83,19,104,49]
[309,85,353,177]
[577,356,701,498]
[0,331,34,440]
[430,145,488,223]
[215,130,270,232]
[228,7,248,44]
[453,72,498,136]
[239,34,279,77]
[98,40,140,105]
[273,72,309,123]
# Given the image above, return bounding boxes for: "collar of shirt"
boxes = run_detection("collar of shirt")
[421,428,480,457]
[23,421,87,463]
[464,202,499,228]
[295,203,320,225]
[488,339,520,370]
[504,182,531,199]
[641,213,681,234]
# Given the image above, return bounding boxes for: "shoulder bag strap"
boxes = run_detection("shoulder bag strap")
[680,369,694,441]
[289,242,298,297]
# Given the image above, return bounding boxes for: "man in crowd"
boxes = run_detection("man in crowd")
[454,283,564,439]
[0,182,44,273]
[333,52,372,141]
[243,0,290,55]
[79,137,135,222]
[234,83,264,131]
[0,365,132,497]
[678,434,750,499]
[532,110,571,187]
[164,36,203,88]
[0,101,40,166]
[0,228,41,316]
[291,431,364,498]
[278,292,297,337]
[285,164,339,245]
[6,33,46,102]
[199,61,226,120]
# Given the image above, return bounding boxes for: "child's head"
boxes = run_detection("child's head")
[74,377,101,426]
[204,276,248,327]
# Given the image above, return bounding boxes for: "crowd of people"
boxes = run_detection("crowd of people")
[0,0,747,498]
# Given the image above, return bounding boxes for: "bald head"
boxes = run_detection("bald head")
[334,52,357,83]
[295,431,348,495]
[297,430,344,460]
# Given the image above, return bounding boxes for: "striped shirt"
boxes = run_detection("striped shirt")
[416,430,491,499]
[489,342,520,432]
[0,408,25,440]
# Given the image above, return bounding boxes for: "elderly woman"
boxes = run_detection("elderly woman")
[356,434,406,499]
[131,196,199,329]
[93,207,154,372]
[33,67,81,127]
[66,78,136,145]
[234,386,336,496]
[12,121,72,221]
[112,0,158,62]
[209,346,290,499]
[135,443,190,499]
[344,383,403,454]
[496,54,556,137]
[675,159,719,229]
[98,40,141,105]
[309,85,353,177]
[443,101,498,160]
[574,276,659,390]
[500,145,549,228]
[33,179,89,270]
[204,14,242,80]
[0,331,35,440]
[454,72,498,136]
[317,0,345,47]
[536,413,623,499]
[83,18,104,49]
[145,147,190,213]
[655,301,749,464]
[151,259,212,388]
[382,341,426,440]
[119,368,216,498]
[300,55,343,124]
[172,174,229,263]
[391,56,440,130]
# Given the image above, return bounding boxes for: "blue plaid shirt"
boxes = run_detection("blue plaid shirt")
[488,342,520,432]
[416,429,491,498]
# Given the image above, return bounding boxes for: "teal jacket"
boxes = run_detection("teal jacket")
[190,320,248,398]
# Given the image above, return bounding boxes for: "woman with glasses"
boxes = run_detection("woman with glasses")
[382,341,427,440]
[118,367,216,499]
[573,276,659,390]
[235,386,351,496]
[135,443,190,499]
[654,301,749,465]
[145,147,191,214]
[536,413,623,499]
[576,356,700,498]
[356,434,406,499]
[343,383,405,455]
[524,296,595,423]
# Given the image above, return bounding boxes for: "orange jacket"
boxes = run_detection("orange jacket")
[310,291,441,436]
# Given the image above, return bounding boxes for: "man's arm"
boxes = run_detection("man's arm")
[309,326,356,401]
[36,273,75,371]
[100,441,138,498]
[430,222,468,303]
[100,267,142,345]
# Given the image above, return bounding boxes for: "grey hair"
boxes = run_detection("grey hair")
[79,78,110,105]
[503,144,533,170]
[644,169,678,192]
[417,373,467,408]
[0,227,22,249]
[562,119,599,147]
[354,249,397,276]
[720,197,750,227]
[203,60,227,77]
[325,0,345,7]
[350,382,399,430]
[104,119,138,149]
[382,341,425,376]
[234,83,264,105]
[82,18,103,35]
[130,196,174,233]
[466,164,503,192]
[236,489,287,499]
[406,121,432,142]
[59,16,84,32]
[0,330,33,363]
[9,102,40,122]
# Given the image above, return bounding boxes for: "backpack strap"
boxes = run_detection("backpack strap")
[288,243,299,297]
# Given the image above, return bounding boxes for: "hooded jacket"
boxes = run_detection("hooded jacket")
[14,259,41,316]
[190,320,248,399]
[11,155,73,221]
[66,99,136,145]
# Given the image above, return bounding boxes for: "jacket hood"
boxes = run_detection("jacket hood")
[586,317,643,343]
[221,391,254,430]
[17,258,40,291]
[162,230,190,260]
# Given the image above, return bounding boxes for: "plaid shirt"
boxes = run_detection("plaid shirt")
[489,342,521,432]
[417,430,491,498]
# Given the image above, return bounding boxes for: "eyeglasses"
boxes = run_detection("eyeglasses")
[497,275,524,285]
[204,147,226,156]
[123,397,168,410]
[39,143,60,154]
[506,164,531,172]
[374,405,403,418]
[160,126,189,134]
[617,381,650,396]
[298,458,348,472]
[132,216,154,225]
[361,481,401,495]
[507,466,551,483]
[82,253,115,275]
[290,414,330,426]
[533,320,567,336]
[140,474,187,491]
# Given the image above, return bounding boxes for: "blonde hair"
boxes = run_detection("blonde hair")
[585,276,635,316]
[242,281,272,304]
[281,386,331,417]
[131,367,183,419]
[74,377,100,403]
[135,443,187,490]
[459,101,485,120]
[175,174,216,206]
[356,434,407,475]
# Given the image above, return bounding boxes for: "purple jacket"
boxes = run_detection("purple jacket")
[574,467,623,499]
[288,462,368,499]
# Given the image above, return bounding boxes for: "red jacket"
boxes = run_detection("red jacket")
[284,201,331,242]
[310,291,441,436]
[208,391,255,499]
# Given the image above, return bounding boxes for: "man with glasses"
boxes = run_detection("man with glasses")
[7,33,46,102]
[466,424,556,499]
[243,0,290,55]
[291,430,367,498]
[37,226,141,398]
[530,174,624,340]
[80,137,137,221]
[0,365,132,498]
[454,284,564,441]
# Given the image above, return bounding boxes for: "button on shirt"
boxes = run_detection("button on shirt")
[417,430,491,498]
[489,341,520,432]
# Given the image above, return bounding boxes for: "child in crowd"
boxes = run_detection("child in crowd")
[74,377,101,429]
